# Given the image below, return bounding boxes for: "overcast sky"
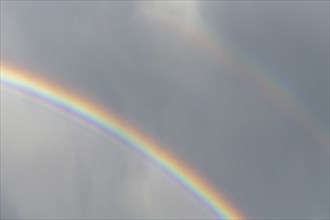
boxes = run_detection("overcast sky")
[1,1,329,219]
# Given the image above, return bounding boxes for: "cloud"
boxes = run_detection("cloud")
[1,1,329,219]
[1,88,213,218]
[138,1,201,25]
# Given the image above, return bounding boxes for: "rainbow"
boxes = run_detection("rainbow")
[158,14,329,152]
[0,65,244,220]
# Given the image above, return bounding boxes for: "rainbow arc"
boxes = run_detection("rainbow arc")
[1,65,244,220]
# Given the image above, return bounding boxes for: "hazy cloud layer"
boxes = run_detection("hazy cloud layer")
[1,91,213,219]
[1,1,329,219]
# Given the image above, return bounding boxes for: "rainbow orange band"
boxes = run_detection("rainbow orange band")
[0,65,244,220]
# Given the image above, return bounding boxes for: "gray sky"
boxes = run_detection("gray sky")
[1,1,329,219]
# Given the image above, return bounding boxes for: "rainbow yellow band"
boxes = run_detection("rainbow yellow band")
[0,65,244,220]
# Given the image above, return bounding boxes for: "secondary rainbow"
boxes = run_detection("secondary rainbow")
[158,14,329,152]
[0,65,244,220]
